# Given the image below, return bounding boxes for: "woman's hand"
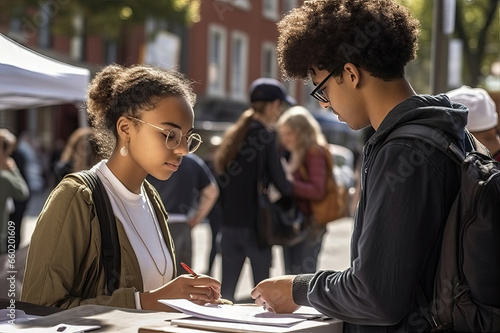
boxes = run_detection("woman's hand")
[140,274,221,311]
[251,275,300,314]
[280,157,295,183]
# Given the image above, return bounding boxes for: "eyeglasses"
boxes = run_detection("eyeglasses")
[310,72,334,103]
[129,117,203,153]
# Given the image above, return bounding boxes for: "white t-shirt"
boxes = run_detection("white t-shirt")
[92,161,174,293]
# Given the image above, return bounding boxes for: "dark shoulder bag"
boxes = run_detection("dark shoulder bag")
[255,152,307,248]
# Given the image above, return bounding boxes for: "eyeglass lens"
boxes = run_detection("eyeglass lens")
[310,72,333,103]
[165,128,202,153]
[312,90,328,103]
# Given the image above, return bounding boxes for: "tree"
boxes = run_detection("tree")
[455,0,499,87]
[399,0,499,92]
[1,0,200,39]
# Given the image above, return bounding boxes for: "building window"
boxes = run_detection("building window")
[233,0,251,10]
[230,31,249,101]
[261,42,277,78]
[263,0,279,21]
[283,0,298,13]
[207,24,227,98]
[214,0,251,13]
[283,80,297,104]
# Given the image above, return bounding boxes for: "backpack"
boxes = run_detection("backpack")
[69,170,121,296]
[298,145,348,225]
[386,124,500,332]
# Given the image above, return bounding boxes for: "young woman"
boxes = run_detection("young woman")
[277,106,330,274]
[214,78,294,302]
[22,64,221,311]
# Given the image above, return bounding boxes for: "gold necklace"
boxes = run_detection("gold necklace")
[96,169,168,278]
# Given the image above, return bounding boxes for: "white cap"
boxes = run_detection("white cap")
[447,85,498,132]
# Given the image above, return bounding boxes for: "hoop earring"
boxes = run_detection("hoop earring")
[120,145,128,157]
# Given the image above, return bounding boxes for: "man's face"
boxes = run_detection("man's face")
[310,66,370,130]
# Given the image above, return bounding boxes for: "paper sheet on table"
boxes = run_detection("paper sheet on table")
[159,299,322,327]
[170,318,307,333]
[0,322,100,332]
[0,309,33,323]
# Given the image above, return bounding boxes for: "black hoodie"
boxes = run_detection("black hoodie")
[293,94,468,333]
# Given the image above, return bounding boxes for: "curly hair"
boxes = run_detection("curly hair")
[277,0,420,81]
[86,64,196,158]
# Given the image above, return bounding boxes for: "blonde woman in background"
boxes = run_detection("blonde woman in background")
[277,106,330,274]
[53,127,102,181]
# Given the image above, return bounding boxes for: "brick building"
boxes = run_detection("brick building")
[1,1,314,149]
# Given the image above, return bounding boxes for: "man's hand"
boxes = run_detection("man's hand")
[250,275,300,314]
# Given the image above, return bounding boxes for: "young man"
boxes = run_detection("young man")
[251,1,467,332]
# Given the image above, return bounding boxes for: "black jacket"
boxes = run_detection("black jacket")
[218,119,292,229]
[293,94,468,332]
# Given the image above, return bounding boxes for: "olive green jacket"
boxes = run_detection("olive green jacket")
[21,174,176,309]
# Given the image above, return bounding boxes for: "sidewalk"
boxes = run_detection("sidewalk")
[192,217,353,302]
[18,189,354,302]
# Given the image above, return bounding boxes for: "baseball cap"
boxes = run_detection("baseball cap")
[447,86,498,132]
[249,78,296,106]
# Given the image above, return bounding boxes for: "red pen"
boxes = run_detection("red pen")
[180,262,198,276]
[180,262,220,299]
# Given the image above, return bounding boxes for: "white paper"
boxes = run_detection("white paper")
[159,299,321,327]
[171,318,296,332]
[0,309,32,323]
[0,322,100,333]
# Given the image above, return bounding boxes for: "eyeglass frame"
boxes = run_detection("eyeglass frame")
[310,71,334,103]
[127,116,203,153]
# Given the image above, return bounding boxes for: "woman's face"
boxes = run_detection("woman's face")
[279,124,298,152]
[128,96,195,181]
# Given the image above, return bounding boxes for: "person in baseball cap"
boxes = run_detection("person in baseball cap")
[447,85,500,161]
[213,78,296,301]
[249,78,297,106]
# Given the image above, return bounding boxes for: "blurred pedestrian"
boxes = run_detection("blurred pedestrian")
[147,153,219,274]
[214,78,295,302]
[22,64,221,310]
[277,106,331,274]
[16,132,44,193]
[53,127,102,182]
[8,138,31,250]
[251,2,470,332]
[447,85,500,162]
[0,129,29,253]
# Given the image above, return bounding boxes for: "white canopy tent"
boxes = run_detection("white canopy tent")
[0,33,90,111]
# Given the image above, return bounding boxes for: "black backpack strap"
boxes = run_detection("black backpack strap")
[77,170,121,296]
[385,124,466,164]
